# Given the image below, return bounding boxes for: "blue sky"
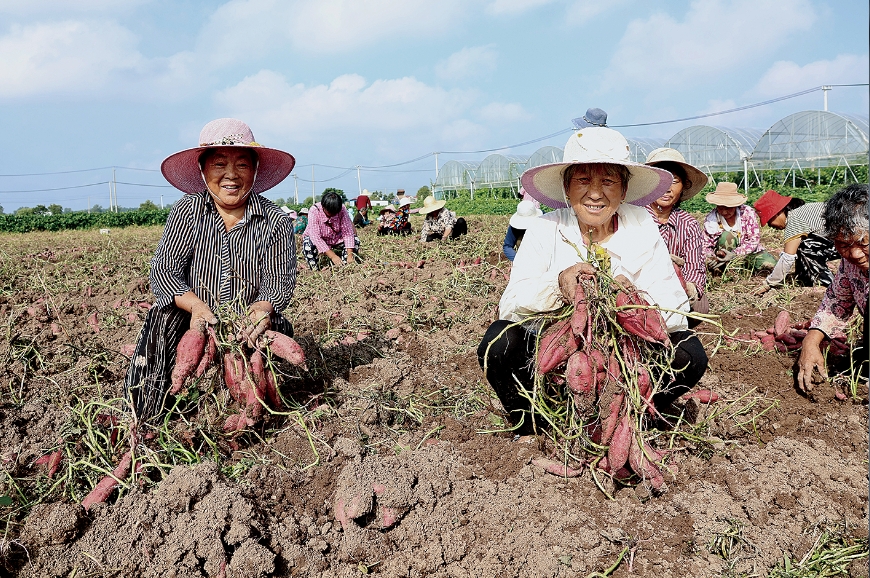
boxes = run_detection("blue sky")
[0,0,867,212]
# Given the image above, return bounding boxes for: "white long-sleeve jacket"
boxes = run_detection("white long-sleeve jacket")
[498,203,690,332]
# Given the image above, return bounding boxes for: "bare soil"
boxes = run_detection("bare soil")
[0,216,866,577]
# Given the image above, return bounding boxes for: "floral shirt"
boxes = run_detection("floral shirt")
[378,212,396,229]
[702,204,764,257]
[391,205,410,231]
[810,259,868,339]
[420,209,458,241]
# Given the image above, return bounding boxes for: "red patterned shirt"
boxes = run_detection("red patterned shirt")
[303,203,357,253]
[646,207,706,295]
[810,259,868,339]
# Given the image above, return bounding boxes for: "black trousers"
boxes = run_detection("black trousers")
[124,305,293,423]
[477,320,709,434]
[425,218,467,242]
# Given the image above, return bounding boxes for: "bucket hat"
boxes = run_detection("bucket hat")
[359,189,370,197]
[520,127,672,209]
[398,197,412,207]
[753,190,791,226]
[572,108,608,129]
[299,207,309,215]
[419,195,447,215]
[509,200,543,230]
[379,204,396,215]
[644,147,709,201]
[280,206,297,219]
[704,182,747,208]
[161,118,295,195]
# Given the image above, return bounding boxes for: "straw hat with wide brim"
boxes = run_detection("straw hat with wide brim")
[520,128,672,209]
[644,147,708,201]
[419,195,447,215]
[705,182,747,207]
[379,204,396,215]
[509,199,543,229]
[161,118,295,195]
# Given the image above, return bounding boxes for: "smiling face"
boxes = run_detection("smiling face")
[201,147,257,211]
[833,231,869,272]
[565,164,627,230]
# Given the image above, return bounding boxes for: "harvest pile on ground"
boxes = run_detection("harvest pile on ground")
[0,216,867,577]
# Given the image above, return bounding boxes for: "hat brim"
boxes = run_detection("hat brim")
[646,160,709,202]
[509,210,543,229]
[520,161,673,209]
[704,192,747,207]
[161,145,296,195]
[419,199,447,214]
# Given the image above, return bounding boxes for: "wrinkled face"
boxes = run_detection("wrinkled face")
[653,176,683,210]
[202,147,256,211]
[768,211,788,229]
[834,230,869,271]
[565,165,626,229]
[716,205,737,222]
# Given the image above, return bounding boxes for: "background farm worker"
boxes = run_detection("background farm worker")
[751,189,839,295]
[503,199,542,261]
[478,127,707,433]
[281,206,297,223]
[391,196,413,235]
[418,196,467,243]
[354,189,372,227]
[701,182,776,273]
[644,148,709,320]
[376,204,397,236]
[294,207,308,234]
[126,118,297,423]
[302,190,360,270]
[797,184,869,394]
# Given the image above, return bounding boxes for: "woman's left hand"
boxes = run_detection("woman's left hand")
[238,301,274,348]
[613,274,636,294]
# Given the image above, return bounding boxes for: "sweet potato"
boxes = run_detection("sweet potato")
[774,310,790,337]
[776,333,797,346]
[607,413,632,473]
[223,352,246,403]
[565,351,594,394]
[570,283,588,337]
[34,450,63,478]
[248,350,268,413]
[628,437,664,490]
[264,330,307,369]
[170,329,206,394]
[682,389,720,404]
[531,457,584,478]
[194,331,218,378]
[753,330,770,340]
[87,311,100,334]
[536,319,579,374]
[81,450,132,510]
[600,392,624,446]
[615,290,670,346]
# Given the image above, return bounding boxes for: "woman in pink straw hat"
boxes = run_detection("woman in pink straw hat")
[477,127,708,434]
[125,118,298,423]
[751,189,839,295]
[701,183,776,273]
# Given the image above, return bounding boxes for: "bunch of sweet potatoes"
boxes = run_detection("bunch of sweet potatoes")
[727,310,850,356]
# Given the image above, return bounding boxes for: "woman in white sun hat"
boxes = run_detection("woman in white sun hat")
[477,127,708,434]
[418,196,467,242]
[503,199,543,261]
[644,147,709,322]
[126,118,298,423]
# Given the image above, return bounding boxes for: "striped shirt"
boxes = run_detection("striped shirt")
[303,203,357,253]
[150,192,297,315]
[784,202,826,242]
[646,207,706,294]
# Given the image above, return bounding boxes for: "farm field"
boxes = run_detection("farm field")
[0,214,867,578]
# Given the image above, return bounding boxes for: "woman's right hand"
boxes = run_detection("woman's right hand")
[558,262,597,303]
[190,300,218,332]
[796,329,827,394]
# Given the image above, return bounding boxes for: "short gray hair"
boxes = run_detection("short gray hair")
[823,183,868,241]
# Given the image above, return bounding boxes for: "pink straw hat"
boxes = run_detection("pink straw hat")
[161,118,295,195]
[520,127,672,209]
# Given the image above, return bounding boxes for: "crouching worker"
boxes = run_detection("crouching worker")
[477,127,708,435]
[419,196,467,243]
[126,118,298,423]
[797,184,869,394]
[302,191,361,270]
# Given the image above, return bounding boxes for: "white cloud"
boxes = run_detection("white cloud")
[564,0,628,24]
[604,0,816,91]
[753,54,870,96]
[436,45,498,81]
[486,0,556,15]
[200,0,467,61]
[214,70,483,144]
[479,102,531,123]
[0,0,150,16]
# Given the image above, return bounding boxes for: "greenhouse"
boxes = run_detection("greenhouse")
[433,160,478,194]
[473,154,528,193]
[527,146,563,168]
[750,111,869,173]
[627,137,667,163]
[665,125,762,174]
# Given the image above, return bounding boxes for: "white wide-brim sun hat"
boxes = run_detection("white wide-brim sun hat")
[509,199,543,229]
[644,147,709,201]
[161,118,296,195]
[520,127,672,209]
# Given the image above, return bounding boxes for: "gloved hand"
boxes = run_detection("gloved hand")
[685,282,699,302]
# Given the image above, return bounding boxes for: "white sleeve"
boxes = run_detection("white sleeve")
[765,252,797,286]
[498,221,564,321]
